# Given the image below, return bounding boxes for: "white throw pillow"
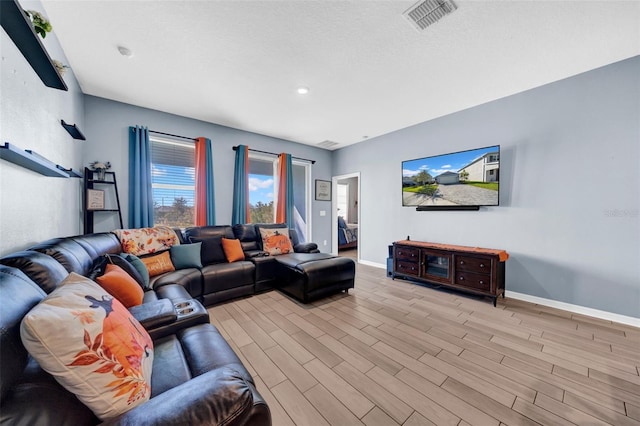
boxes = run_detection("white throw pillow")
[20,273,154,420]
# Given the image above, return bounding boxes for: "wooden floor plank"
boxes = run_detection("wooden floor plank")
[439,377,538,426]
[334,361,414,424]
[252,375,296,426]
[208,263,639,426]
[366,367,461,425]
[534,393,610,425]
[511,397,575,426]
[339,334,404,375]
[563,391,640,426]
[265,345,318,393]
[304,358,375,419]
[290,330,344,368]
[394,368,499,426]
[459,349,564,401]
[317,334,375,373]
[239,342,286,388]
[271,380,330,426]
[304,384,365,426]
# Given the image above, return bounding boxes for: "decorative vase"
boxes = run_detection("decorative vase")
[96,168,106,181]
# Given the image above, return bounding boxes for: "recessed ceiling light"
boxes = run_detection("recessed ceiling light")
[297,86,309,95]
[117,45,134,58]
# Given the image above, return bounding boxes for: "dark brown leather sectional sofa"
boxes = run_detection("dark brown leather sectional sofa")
[0,224,355,425]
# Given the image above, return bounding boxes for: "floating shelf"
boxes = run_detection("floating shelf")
[0,0,68,90]
[56,165,83,178]
[60,120,86,140]
[1,143,68,177]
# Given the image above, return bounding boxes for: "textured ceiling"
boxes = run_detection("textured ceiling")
[41,0,639,150]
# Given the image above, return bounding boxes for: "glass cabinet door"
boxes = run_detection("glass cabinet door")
[422,250,453,284]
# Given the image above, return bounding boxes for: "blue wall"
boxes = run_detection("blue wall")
[0,0,85,255]
[82,96,333,248]
[332,56,640,318]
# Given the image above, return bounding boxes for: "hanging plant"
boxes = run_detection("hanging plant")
[24,9,52,39]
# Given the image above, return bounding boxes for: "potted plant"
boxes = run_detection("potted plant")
[24,10,52,39]
[90,161,111,181]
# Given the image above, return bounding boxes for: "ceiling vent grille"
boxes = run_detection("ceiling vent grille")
[403,0,457,31]
[317,140,339,149]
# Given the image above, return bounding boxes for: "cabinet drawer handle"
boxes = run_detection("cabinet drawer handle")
[459,276,464,281]
[480,263,485,268]
[479,280,484,285]
[459,261,465,265]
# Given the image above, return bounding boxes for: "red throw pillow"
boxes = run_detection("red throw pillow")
[96,264,144,308]
[221,238,245,263]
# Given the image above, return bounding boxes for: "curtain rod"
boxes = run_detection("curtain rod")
[149,130,197,142]
[232,146,316,164]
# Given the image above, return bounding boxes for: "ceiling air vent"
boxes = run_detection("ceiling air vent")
[317,140,339,149]
[403,0,457,31]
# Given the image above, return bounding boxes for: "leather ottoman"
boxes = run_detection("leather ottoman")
[275,253,355,303]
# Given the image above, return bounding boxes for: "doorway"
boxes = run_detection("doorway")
[332,172,360,262]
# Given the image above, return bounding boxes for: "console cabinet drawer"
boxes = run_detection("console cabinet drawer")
[455,271,492,292]
[456,255,492,274]
[395,260,420,276]
[395,246,419,261]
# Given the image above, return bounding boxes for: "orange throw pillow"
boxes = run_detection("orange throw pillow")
[96,264,144,308]
[141,251,175,277]
[221,238,245,263]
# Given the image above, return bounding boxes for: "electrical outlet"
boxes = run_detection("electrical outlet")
[319,210,326,216]
[323,240,327,246]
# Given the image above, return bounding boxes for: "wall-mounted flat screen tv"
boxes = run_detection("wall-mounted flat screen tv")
[402,145,500,207]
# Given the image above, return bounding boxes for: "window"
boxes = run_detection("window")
[247,153,311,242]
[248,154,276,223]
[337,183,349,221]
[150,137,195,227]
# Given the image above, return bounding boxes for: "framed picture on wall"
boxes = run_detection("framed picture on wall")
[87,189,105,210]
[315,179,331,201]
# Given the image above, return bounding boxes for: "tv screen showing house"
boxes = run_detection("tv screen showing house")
[402,145,500,207]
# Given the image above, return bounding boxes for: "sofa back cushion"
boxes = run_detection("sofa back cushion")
[0,251,69,294]
[113,227,180,256]
[0,266,46,402]
[28,238,93,275]
[184,225,234,241]
[232,224,260,251]
[188,236,226,265]
[70,233,122,259]
[20,273,154,420]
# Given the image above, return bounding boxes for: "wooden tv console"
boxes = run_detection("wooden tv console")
[392,240,508,306]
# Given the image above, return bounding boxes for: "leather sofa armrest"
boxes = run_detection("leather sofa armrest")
[102,368,269,426]
[128,299,177,330]
[294,243,319,253]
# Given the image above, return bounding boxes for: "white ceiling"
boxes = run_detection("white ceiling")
[41,0,639,150]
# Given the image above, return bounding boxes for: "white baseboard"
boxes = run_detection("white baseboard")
[358,260,386,269]
[507,291,640,328]
[356,260,639,328]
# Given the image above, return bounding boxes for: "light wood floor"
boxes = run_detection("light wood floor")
[207,263,640,426]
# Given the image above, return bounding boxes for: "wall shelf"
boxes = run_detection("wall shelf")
[1,142,70,178]
[56,165,83,178]
[60,120,86,140]
[0,0,68,91]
